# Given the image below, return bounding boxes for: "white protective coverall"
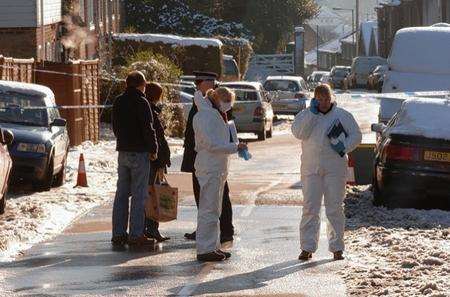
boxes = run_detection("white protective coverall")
[193,91,238,254]
[291,102,361,252]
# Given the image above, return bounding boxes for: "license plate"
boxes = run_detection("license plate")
[424,150,450,162]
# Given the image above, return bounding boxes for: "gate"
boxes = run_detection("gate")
[245,54,294,81]
[0,56,34,83]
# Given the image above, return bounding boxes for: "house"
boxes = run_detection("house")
[62,0,122,61]
[0,0,122,62]
[0,0,63,61]
[340,32,357,65]
[358,21,378,56]
[377,0,450,57]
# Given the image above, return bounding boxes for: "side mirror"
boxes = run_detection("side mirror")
[371,123,386,133]
[51,118,67,127]
[0,129,14,145]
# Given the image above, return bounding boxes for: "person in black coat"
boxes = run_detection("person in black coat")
[181,71,234,243]
[144,82,171,242]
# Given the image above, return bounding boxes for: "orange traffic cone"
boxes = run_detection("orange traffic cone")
[347,154,356,186]
[75,153,88,187]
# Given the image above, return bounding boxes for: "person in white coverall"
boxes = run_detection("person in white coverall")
[291,84,361,261]
[193,87,247,262]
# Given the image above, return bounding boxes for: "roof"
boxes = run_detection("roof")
[305,31,355,65]
[265,76,304,82]
[0,80,55,102]
[113,33,223,48]
[220,81,262,90]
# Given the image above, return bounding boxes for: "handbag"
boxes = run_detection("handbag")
[145,172,179,222]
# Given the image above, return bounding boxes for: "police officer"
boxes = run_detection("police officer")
[181,71,235,243]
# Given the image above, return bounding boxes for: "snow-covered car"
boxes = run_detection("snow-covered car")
[307,71,328,90]
[371,98,450,210]
[382,24,450,93]
[0,81,69,191]
[220,82,274,141]
[263,76,309,115]
[319,72,331,85]
[347,56,387,88]
[367,65,388,92]
[222,55,240,82]
[0,128,13,214]
[330,66,350,89]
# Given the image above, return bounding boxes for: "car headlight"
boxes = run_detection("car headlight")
[17,143,46,154]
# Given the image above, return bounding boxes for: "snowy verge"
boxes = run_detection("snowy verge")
[0,128,183,262]
[344,186,450,297]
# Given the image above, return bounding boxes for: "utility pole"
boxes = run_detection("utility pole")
[356,0,360,56]
[316,25,319,70]
[40,0,45,62]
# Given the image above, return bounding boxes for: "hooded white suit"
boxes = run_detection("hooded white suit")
[193,91,238,254]
[292,102,361,252]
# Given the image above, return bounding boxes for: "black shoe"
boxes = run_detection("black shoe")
[220,235,234,244]
[197,250,227,262]
[128,235,155,246]
[111,235,128,246]
[333,251,345,261]
[145,230,170,242]
[184,231,196,241]
[298,250,313,261]
[218,249,231,259]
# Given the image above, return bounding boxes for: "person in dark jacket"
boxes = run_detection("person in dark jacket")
[111,71,158,247]
[181,71,234,243]
[144,82,171,242]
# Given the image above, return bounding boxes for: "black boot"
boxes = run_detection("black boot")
[184,231,196,240]
[197,250,227,262]
[145,219,170,242]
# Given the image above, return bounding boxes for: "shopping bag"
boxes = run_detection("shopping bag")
[145,174,178,222]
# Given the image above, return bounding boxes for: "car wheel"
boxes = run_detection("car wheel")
[35,155,54,192]
[372,168,384,206]
[0,193,6,215]
[257,128,267,141]
[266,123,273,138]
[54,152,67,187]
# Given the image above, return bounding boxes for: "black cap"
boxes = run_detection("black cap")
[193,71,219,81]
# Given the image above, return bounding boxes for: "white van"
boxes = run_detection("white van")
[348,56,387,88]
[382,24,450,93]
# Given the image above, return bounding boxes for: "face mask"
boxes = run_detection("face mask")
[220,101,232,113]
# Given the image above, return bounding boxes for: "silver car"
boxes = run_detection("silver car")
[221,82,274,141]
[263,76,309,115]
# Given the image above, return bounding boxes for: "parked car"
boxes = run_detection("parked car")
[307,71,328,90]
[367,65,388,92]
[220,82,274,141]
[319,72,331,85]
[263,76,309,115]
[382,24,450,93]
[0,128,13,214]
[346,56,387,88]
[222,55,241,82]
[0,81,70,191]
[330,66,351,89]
[371,98,450,210]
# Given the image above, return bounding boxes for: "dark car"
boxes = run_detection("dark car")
[371,98,450,210]
[0,128,13,214]
[0,81,69,191]
[330,66,350,89]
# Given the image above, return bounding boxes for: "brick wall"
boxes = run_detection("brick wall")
[0,24,61,61]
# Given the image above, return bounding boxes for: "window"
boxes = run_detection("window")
[0,92,49,126]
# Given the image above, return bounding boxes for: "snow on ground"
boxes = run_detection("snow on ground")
[0,125,183,261]
[344,186,450,297]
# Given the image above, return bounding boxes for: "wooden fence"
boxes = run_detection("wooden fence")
[0,55,100,146]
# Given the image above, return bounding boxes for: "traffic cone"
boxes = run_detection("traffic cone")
[347,154,356,186]
[75,153,88,187]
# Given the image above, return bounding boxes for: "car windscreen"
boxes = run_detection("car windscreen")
[263,80,299,92]
[332,69,348,77]
[0,91,49,126]
[224,85,258,101]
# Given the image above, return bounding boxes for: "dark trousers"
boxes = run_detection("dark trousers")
[193,173,234,237]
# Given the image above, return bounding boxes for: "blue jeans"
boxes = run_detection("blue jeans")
[112,151,150,239]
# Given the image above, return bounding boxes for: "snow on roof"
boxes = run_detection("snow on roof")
[113,33,223,48]
[307,6,346,28]
[0,80,55,101]
[360,21,377,55]
[265,75,303,82]
[319,38,342,54]
[388,26,450,75]
[341,32,357,44]
[390,98,450,140]
[221,81,262,90]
